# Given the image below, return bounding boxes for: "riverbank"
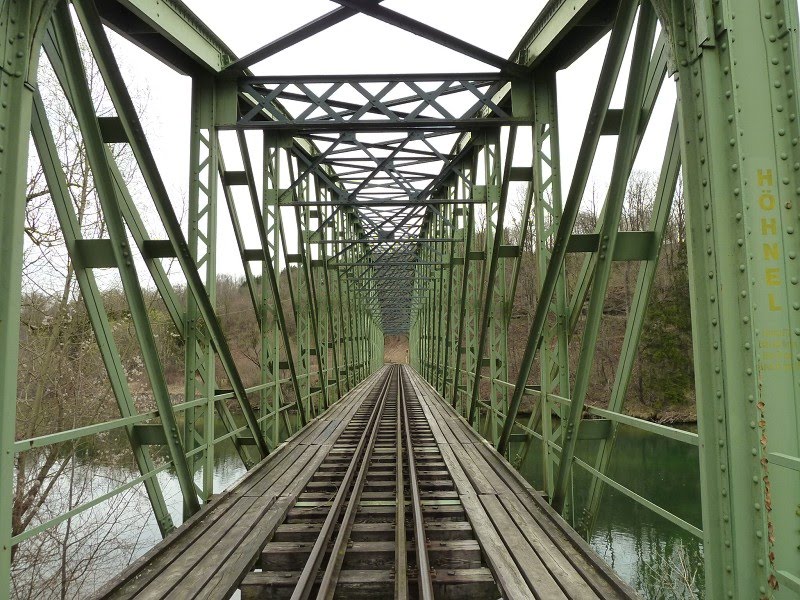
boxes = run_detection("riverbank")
[516,396,698,425]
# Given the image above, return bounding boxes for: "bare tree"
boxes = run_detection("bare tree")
[13,35,157,600]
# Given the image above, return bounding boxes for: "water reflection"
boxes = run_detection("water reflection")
[514,424,704,599]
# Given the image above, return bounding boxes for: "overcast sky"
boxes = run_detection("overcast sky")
[102,0,677,280]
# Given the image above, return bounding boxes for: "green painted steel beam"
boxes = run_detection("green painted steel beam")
[30,93,175,535]
[497,0,638,455]
[4,3,800,599]
[0,2,60,592]
[583,108,681,533]
[72,0,270,458]
[46,3,202,516]
[184,76,226,507]
[514,0,610,68]
[102,0,235,72]
[656,0,800,594]
[550,2,657,513]
[225,131,308,427]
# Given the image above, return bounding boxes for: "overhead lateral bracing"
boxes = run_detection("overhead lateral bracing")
[225,71,534,334]
[235,74,522,131]
[1,0,799,599]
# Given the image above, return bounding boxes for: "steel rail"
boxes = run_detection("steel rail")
[394,367,409,598]
[290,368,393,600]
[400,369,435,600]
[316,369,393,599]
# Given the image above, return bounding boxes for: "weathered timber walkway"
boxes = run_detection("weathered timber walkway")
[92,365,636,599]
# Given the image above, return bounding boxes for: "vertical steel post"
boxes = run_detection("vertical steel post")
[262,134,286,445]
[442,184,462,400]
[0,3,58,593]
[486,133,511,443]
[441,181,459,397]
[337,210,355,389]
[463,191,480,417]
[328,202,349,394]
[529,71,570,495]
[185,76,219,507]
[657,0,800,594]
[317,188,343,401]
[295,181,312,418]
[433,210,446,389]
[287,157,330,413]
[466,128,515,437]
[450,157,477,411]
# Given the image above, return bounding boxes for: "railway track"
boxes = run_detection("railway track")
[101,364,635,599]
[242,365,499,599]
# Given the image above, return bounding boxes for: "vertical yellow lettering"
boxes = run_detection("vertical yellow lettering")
[758,169,774,186]
[769,293,783,311]
[766,268,781,286]
[761,218,778,235]
[759,192,776,210]
[763,243,780,260]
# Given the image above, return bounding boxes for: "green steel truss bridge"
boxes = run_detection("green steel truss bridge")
[1,0,799,598]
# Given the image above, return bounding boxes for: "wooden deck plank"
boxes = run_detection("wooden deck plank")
[279,445,329,499]
[246,444,322,498]
[437,443,476,497]
[94,365,637,600]
[162,496,277,597]
[460,442,513,493]
[480,494,570,600]
[459,493,534,600]
[127,497,259,598]
[508,488,635,599]
[237,443,310,498]
[500,493,601,600]
[195,497,293,600]
[443,439,495,495]
[473,438,537,497]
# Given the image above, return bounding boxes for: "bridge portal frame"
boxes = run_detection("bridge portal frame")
[0,0,799,599]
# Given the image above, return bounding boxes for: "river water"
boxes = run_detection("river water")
[512,424,704,599]
[23,419,703,599]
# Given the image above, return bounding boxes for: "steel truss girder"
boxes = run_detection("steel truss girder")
[71,0,271,460]
[3,2,799,599]
[549,3,657,512]
[30,94,175,535]
[46,18,255,510]
[511,29,670,487]
[497,0,640,454]
[582,108,681,533]
[45,4,202,516]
